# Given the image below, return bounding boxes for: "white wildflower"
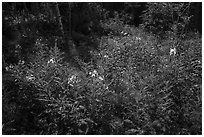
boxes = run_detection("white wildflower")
[98,76,104,81]
[47,58,55,64]
[89,70,104,82]
[26,74,35,81]
[123,32,128,36]
[9,65,14,68]
[121,31,129,36]
[5,66,9,71]
[19,60,25,65]
[104,55,108,58]
[93,70,98,75]
[135,36,141,41]
[89,70,98,77]
[70,75,77,81]
[170,47,176,56]
[68,75,77,86]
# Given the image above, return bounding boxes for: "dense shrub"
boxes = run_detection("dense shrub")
[94,27,201,134]
[2,2,201,135]
[141,3,192,38]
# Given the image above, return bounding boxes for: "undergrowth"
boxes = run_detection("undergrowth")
[2,25,201,134]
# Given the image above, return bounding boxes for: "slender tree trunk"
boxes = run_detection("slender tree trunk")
[54,3,64,36]
[2,54,7,71]
[54,3,83,71]
[46,3,54,20]
[23,3,28,12]
[194,3,202,33]
[11,3,16,15]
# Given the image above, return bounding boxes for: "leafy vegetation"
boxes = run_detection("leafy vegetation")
[2,2,202,135]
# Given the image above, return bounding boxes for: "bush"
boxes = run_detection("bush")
[3,21,201,135]
[141,3,192,38]
[96,27,201,134]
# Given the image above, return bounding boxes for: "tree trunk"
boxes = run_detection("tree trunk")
[54,3,64,36]
[46,3,54,20]
[194,3,202,33]
[11,3,16,15]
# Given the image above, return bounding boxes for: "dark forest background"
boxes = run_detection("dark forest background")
[2,2,202,135]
